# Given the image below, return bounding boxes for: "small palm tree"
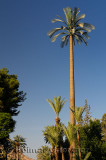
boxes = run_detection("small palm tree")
[43,126,56,160]
[8,138,17,159]
[62,123,76,160]
[47,96,67,125]
[71,106,85,160]
[11,135,26,160]
[43,125,63,160]
[37,146,51,160]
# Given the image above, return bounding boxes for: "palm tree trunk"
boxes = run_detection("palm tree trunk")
[60,145,65,160]
[77,128,81,160]
[15,152,17,160]
[51,147,55,160]
[15,150,17,160]
[70,36,76,160]
[69,145,73,160]
[55,116,60,126]
[5,151,7,160]
[3,150,7,160]
[55,147,59,160]
[17,145,19,160]
[70,35,75,124]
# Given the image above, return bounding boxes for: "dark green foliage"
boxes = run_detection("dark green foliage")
[1,138,12,153]
[44,98,106,160]
[0,113,15,159]
[101,141,106,159]
[0,68,26,116]
[0,68,26,157]
[79,119,106,160]
[0,113,15,140]
[0,138,13,160]
[101,113,106,141]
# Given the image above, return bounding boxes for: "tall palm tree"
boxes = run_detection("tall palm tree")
[48,6,95,124]
[48,7,94,159]
[62,122,76,160]
[47,97,67,160]
[47,96,67,125]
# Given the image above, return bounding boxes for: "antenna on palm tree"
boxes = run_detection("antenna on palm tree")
[48,7,95,160]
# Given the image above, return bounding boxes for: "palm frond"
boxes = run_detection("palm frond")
[56,15,68,25]
[48,7,95,46]
[61,35,67,42]
[76,27,91,33]
[82,32,90,39]
[47,28,62,37]
[46,99,56,113]
[73,36,76,45]
[76,14,85,23]
[83,23,95,30]
[75,33,88,45]
[65,36,69,46]
[76,30,84,35]
[77,23,93,33]
[77,22,85,28]
[75,107,84,122]
[73,7,79,20]
[71,106,86,123]
[74,34,82,45]
[63,7,71,25]
[43,126,55,146]
[51,18,64,23]
[47,96,67,117]
[62,122,76,145]
[80,35,88,45]
[84,152,91,160]
[61,35,69,47]
[61,40,65,48]
[43,125,63,147]
[51,32,66,42]
[62,123,71,143]
[61,98,67,106]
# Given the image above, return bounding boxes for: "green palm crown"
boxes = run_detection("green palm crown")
[48,7,95,47]
[47,96,67,117]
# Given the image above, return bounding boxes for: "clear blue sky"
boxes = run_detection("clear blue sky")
[0,0,106,159]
